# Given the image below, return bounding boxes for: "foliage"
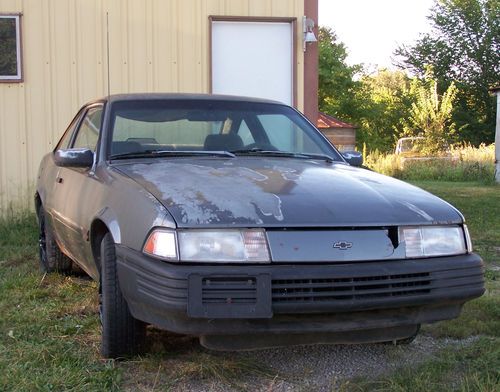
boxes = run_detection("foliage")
[395,0,500,144]
[364,143,495,183]
[402,72,459,155]
[318,27,415,152]
[354,69,413,151]
[318,27,362,122]
[318,26,457,154]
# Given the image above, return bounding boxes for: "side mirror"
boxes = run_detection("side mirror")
[342,150,363,167]
[54,148,94,168]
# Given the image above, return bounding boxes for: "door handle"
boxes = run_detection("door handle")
[56,177,64,184]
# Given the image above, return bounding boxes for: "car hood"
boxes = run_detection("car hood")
[115,158,462,228]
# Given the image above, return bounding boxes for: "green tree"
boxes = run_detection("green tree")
[355,69,413,151]
[318,27,361,122]
[402,73,459,155]
[395,0,500,144]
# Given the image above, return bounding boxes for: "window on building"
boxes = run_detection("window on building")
[0,14,22,81]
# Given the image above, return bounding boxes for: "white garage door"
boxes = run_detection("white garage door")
[211,20,294,105]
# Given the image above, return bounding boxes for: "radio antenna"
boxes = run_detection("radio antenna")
[106,12,111,99]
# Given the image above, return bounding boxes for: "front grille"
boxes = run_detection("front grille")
[202,277,257,305]
[272,272,431,303]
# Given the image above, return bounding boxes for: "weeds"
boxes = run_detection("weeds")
[364,143,495,183]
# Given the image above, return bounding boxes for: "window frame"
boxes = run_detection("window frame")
[54,107,87,152]
[71,104,104,152]
[0,13,23,82]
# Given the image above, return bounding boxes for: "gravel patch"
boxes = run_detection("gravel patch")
[232,335,443,391]
[121,333,480,392]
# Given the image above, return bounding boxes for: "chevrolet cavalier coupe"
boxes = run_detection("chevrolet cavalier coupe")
[35,94,485,358]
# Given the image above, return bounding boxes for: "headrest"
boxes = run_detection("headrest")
[111,141,142,155]
[204,133,244,151]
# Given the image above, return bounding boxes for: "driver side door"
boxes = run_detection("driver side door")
[51,104,103,270]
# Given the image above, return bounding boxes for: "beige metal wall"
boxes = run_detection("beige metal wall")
[0,0,305,213]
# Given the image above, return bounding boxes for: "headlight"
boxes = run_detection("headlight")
[178,229,270,263]
[399,225,467,258]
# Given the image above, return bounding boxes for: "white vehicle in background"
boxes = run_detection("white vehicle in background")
[395,137,426,156]
[395,136,455,167]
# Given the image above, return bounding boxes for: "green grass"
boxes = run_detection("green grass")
[0,181,499,391]
[342,337,500,392]
[0,215,121,391]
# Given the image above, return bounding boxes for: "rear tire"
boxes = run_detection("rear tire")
[100,232,146,358]
[37,206,73,274]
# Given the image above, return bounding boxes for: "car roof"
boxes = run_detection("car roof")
[91,93,284,105]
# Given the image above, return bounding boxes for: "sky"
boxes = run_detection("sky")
[318,0,435,70]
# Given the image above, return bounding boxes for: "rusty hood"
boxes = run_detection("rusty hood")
[114,157,463,228]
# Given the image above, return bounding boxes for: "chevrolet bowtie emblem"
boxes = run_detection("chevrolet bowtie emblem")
[333,241,353,250]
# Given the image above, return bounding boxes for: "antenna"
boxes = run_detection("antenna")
[106,12,111,98]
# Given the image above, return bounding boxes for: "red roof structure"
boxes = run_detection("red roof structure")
[316,112,357,151]
[317,112,356,129]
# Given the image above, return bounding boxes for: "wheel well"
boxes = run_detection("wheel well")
[90,219,110,275]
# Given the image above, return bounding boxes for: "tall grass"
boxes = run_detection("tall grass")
[364,143,495,183]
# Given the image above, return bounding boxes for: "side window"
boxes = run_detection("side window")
[72,106,103,151]
[56,110,84,150]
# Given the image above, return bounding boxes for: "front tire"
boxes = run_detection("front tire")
[37,206,72,274]
[100,233,146,358]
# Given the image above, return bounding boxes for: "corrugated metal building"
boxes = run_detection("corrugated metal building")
[0,0,319,213]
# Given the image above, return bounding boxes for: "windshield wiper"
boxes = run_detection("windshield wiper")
[230,149,335,163]
[109,150,236,160]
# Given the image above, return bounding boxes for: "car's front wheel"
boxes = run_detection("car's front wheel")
[100,233,146,358]
[37,206,73,274]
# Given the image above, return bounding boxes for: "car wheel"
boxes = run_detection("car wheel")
[37,206,73,274]
[100,232,146,358]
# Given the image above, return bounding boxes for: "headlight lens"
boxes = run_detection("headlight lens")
[399,225,467,258]
[178,229,270,263]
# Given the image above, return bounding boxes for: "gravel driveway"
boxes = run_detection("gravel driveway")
[121,332,478,391]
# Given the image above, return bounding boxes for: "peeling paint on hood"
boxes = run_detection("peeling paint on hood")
[127,162,284,224]
[115,157,463,228]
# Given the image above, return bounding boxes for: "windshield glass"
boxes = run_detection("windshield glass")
[108,99,341,160]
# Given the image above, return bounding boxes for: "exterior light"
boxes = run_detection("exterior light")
[303,16,317,52]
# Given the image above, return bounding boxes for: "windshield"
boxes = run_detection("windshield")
[108,99,341,161]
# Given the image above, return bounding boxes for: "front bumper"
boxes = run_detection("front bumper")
[116,246,484,339]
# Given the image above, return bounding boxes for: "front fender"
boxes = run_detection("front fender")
[92,165,177,251]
